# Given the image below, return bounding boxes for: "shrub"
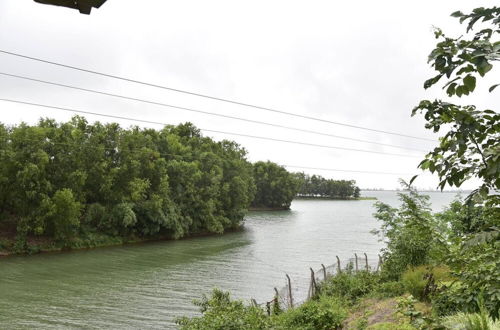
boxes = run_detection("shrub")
[402,265,452,302]
[319,270,381,304]
[373,281,406,298]
[441,311,500,330]
[277,295,347,330]
[373,185,448,280]
[176,289,271,330]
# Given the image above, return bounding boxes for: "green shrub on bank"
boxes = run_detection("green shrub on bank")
[441,311,500,330]
[176,289,271,330]
[319,270,381,305]
[276,295,347,330]
[402,265,452,302]
[372,281,406,298]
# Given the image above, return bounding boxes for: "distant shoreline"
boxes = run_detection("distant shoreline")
[295,196,377,201]
[360,190,470,193]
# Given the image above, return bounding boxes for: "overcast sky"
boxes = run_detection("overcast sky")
[0,0,497,190]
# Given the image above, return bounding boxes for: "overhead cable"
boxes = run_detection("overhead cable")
[0,98,422,158]
[0,72,428,152]
[0,49,435,141]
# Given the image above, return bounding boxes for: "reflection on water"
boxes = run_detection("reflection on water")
[0,191,458,329]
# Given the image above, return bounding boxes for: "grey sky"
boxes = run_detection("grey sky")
[0,0,497,190]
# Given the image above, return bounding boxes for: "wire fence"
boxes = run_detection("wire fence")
[253,253,383,314]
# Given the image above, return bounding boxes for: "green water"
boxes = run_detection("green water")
[0,191,459,329]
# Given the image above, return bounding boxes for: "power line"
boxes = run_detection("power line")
[0,98,422,158]
[0,72,428,152]
[0,49,435,142]
[282,165,414,176]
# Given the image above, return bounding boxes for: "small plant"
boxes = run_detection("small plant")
[277,295,347,330]
[373,281,406,298]
[318,270,380,304]
[442,311,500,330]
[353,312,369,329]
[396,295,439,329]
[402,265,450,301]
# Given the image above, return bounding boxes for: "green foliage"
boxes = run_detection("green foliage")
[435,241,500,319]
[49,189,81,243]
[435,199,499,237]
[176,289,272,330]
[401,265,451,302]
[372,281,406,299]
[412,101,500,196]
[0,118,256,250]
[276,295,347,330]
[252,161,300,209]
[412,7,500,205]
[295,173,360,199]
[395,295,439,329]
[411,6,500,321]
[373,184,448,280]
[424,7,499,96]
[319,270,381,305]
[442,311,500,330]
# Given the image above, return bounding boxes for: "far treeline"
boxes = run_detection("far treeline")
[295,173,360,199]
[0,118,360,253]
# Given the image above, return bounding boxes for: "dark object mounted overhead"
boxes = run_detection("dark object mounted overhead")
[33,0,107,15]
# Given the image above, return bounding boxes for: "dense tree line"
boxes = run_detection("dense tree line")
[0,117,256,250]
[251,161,300,209]
[0,117,361,252]
[295,173,360,199]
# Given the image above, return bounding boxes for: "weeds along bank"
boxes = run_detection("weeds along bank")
[178,188,500,329]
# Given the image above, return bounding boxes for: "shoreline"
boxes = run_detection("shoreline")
[0,226,245,259]
[294,196,377,201]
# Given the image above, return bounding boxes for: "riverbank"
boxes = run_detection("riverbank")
[248,206,290,211]
[294,196,378,201]
[0,226,245,258]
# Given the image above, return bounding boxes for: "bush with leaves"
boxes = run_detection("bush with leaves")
[373,184,448,280]
[176,289,272,330]
[275,295,347,330]
[318,269,381,305]
[410,5,500,320]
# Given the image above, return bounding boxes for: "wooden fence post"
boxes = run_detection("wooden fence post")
[286,274,293,308]
[364,253,369,271]
[309,267,317,297]
[251,298,258,307]
[377,254,382,271]
[321,263,327,280]
[336,255,341,274]
[355,253,359,272]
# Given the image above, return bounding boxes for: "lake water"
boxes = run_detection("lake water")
[0,191,461,329]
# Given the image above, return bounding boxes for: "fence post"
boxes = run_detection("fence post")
[336,255,342,274]
[377,254,382,271]
[321,263,327,280]
[364,253,369,271]
[286,274,293,308]
[309,267,317,297]
[251,298,258,307]
[266,301,271,315]
[355,253,358,272]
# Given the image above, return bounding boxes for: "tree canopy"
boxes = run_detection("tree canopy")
[251,161,300,209]
[0,118,256,250]
[295,173,360,199]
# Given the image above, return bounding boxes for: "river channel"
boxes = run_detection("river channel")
[0,191,460,329]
